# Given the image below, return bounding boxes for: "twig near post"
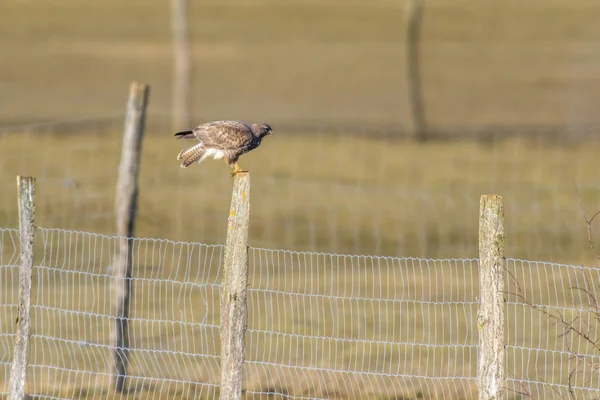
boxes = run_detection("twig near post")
[406,0,427,141]
[171,0,191,130]
[574,184,600,262]
[111,82,150,393]
[477,194,505,400]
[220,173,251,400]
[8,176,36,400]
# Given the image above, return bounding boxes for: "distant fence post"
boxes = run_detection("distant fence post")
[477,194,505,400]
[220,173,251,400]
[171,0,191,129]
[111,82,150,392]
[8,176,36,400]
[406,0,427,141]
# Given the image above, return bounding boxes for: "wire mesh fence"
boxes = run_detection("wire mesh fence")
[29,228,223,399]
[1,226,600,398]
[243,249,479,399]
[0,228,19,398]
[505,259,600,399]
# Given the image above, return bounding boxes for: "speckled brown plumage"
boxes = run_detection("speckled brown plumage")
[177,143,206,168]
[175,120,273,175]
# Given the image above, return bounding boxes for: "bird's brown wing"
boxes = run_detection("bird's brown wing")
[193,121,254,150]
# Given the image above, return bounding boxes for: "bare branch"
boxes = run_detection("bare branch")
[589,210,600,225]
[574,184,600,261]
[507,383,532,399]
[506,265,600,398]
[567,364,579,400]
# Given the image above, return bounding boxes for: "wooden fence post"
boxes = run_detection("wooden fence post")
[406,0,427,141]
[171,0,191,129]
[111,82,150,392]
[220,173,251,400]
[477,194,505,400]
[8,176,36,400]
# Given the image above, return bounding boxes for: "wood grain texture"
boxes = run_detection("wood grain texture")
[111,82,149,393]
[477,194,505,400]
[220,173,250,400]
[8,176,36,400]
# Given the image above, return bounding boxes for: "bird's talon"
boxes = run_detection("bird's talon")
[231,169,248,177]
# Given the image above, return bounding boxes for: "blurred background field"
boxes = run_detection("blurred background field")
[1,0,600,399]
[3,0,600,132]
[0,0,599,264]
[0,131,598,265]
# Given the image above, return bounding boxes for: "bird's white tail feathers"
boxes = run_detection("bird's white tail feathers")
[177,143,206,168]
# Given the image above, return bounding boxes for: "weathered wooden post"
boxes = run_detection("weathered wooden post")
[8,176,36,400]
[171,0,191,129]
[406,0,427,141]
[220,173,251,400]
[111,82,149,392]
[477,194,505,400]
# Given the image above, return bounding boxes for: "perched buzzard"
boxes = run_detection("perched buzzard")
[175,120,273,176]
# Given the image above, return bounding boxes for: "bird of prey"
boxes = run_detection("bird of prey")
[175,120,273,176]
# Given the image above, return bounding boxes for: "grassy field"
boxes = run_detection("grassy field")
[1,0,600,398]
[0,129,598,265]
[2,0,600,130]
[0,130,598,399]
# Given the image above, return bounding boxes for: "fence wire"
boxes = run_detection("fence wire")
[0,228,19,398]
[505,258,600,399]
[244,249,479,399]
[15,228,223,399]
[1,227,600,398]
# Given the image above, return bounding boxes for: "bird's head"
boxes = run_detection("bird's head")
[252,123,273,138]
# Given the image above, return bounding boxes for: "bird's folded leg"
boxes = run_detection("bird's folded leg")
[231,162,248,177]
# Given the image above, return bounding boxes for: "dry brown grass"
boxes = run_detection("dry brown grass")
[0,130,597,264]
[0,129,598,399]
[1,0,600,398]
[2,0,600,129]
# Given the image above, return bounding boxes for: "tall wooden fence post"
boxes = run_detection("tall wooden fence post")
[111,82,150,392]
[477,194,505,400]
[8,176,36,400]
[406,0,427,141]
[171,0,191,129]
[220,173,251,400]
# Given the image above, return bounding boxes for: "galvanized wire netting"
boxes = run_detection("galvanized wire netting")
[0,228,19,397]
[505,258,600,399]
[243,248,479,399]
[1,227,599,398]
